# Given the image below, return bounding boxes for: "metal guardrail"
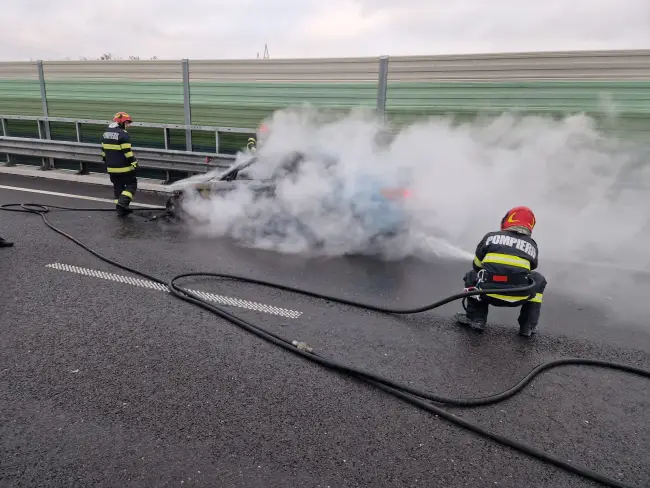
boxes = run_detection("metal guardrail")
[0,114,256,153]
[0,136,236,176]
[0,114,256,133]
[0,114,250,179]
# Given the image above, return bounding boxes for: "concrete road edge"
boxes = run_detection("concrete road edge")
[0,164,174,196]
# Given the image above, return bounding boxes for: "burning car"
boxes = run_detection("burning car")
[164,125,413,255]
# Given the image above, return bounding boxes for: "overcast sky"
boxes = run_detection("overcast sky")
[1,0,648,61]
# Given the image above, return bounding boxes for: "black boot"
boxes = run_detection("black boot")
[455,312,486,332]
[519,321,537,337]
[518,302,541,337]
[116,191,134,216]
[457,271,488,332]
[116,204,132,216]
[0,237,14,247]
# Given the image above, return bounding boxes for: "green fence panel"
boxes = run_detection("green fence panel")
[385,81,650,141]
[187,57,382,131]
[44,81,184,124]
[0,62,42,116]
[189,82,378,128]
[0,80,42,116]
[41,60,185,124]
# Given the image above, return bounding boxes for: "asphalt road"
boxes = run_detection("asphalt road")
[1,174,648,488]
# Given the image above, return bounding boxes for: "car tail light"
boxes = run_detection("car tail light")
[381,188,412,199]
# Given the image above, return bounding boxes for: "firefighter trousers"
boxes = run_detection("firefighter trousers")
[110,172,137,215]
[463,269,547,328]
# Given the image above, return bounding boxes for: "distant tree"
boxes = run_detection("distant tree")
[66,53,159,61]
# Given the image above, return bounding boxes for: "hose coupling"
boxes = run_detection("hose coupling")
[292,340,313,353]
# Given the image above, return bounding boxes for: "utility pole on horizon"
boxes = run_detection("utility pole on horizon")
[256,44,270,59]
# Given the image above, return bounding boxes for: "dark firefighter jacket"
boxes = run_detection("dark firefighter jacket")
[471,229,541,303]
[101,123,138,173]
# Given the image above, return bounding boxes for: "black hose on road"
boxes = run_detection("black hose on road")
[2,202,648,488]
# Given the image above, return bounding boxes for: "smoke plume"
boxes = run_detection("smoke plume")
[177,105,650,271]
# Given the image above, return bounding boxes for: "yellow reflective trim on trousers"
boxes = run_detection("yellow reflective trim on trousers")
[487,293,529,302]
[482,253,531,270]
[124,151,134,158]
[487,292,543,303]
[102,144,122,150]
[107,166,135,173]
[121,191,133,199]
[473,255,483,268]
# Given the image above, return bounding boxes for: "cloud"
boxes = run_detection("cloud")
[292,1,393,42]
[0,0,648,60]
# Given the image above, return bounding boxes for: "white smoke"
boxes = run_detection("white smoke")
[177,105,650,271]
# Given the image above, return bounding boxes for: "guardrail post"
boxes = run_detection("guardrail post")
[37,60,54,170]
[163,127,171,150]
[376,55,389,119]
[162,127,173,183]
[75,121,89,173]
[182,59,193,152]
[1,117,13,166]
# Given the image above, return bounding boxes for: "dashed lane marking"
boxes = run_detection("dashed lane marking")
[46,263,303,319]
[0,184,162,208]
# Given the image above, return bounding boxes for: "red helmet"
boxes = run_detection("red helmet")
[501,206,536,232]
[113,112,133,124]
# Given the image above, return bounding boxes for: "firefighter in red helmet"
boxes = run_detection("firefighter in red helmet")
[101,112,139,216]
[455,206,547,337]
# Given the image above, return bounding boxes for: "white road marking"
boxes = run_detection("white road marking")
[0,184,162,208]
[46,263,303,319]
